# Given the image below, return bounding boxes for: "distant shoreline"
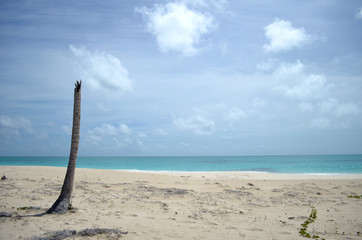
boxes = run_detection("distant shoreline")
[1,165,362,180]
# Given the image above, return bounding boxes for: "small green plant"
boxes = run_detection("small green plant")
[347,195,362,199]
[299,206,325,240]
[17,206,29,210]
[16,206,41,211]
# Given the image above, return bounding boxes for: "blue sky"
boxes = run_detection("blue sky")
[0,0,362,156]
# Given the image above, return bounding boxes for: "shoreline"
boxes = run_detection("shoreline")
[2,165,362,179]
[116,169,362,179]
[1,154,361,176]
[1,166,362,239]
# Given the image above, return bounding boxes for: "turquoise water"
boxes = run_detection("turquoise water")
[0,155,362,174]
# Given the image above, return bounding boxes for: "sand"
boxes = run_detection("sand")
[0,166,362,240]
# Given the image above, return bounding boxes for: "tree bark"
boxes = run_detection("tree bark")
[47,81,81,214]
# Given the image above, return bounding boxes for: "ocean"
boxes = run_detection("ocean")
[0,155,362,174]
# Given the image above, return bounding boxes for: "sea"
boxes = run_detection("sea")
[0,155,362,174]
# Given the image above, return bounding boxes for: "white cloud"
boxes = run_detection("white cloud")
[256,58,278,72]
[356,8,362,19]
[273,60,304,77]
[136,2,215,56]
[226,107,246,121]
[275,74,332,100]
[174,115,215,135]
[70,45,132,96]
[0,115,33,133]
[271,61,360,123]
[112,136,144,150]
[86,123,130,144]
[310,117,330,129]
[0,115,48,139]
[119,123,131,134]
[263,19,312,52]
[318,98,360,117]
[138,133,147,138]
[273,61,333,100]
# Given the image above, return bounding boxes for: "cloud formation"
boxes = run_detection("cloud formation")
[273,61,333,100]
[273,60,304,77]
[318,98,360,117]
[270,60,360,129]
[356,8,362,19]
[70,45,132,96]
[137,2,215,56]
[225,107,246,121]
[1,1,362,155]
[0,115,48,139]
[263,19,312,52]
[174,115,215,135]
[0,115,34,137]
[86,123,130,144]
[256,58,278,72]
[275,74,331,100]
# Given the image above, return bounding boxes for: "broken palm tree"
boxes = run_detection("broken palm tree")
[47,81,81,214]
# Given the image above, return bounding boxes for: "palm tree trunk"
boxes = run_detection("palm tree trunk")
[47,81,81,214]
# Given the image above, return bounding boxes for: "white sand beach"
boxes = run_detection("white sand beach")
[1,166,362,240]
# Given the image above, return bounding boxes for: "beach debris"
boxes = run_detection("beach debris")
[78,228,127,237]
[1,175,7,180]
[0,212,12,217]
[135,185,191,197]
[29,228,127,240]
[161,202,169,211]
[162,188,189,195]
[30,230,75,240]
[224,189,253,198]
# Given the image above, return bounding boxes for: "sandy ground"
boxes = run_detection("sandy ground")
[0,166,362,240]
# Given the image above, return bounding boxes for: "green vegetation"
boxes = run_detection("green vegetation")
[347,195,362,199]
[17,206,29,210]
[16,206,41,211]
[299,206,325,240]
[16,207,34,210]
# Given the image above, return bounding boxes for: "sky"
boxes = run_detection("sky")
[0,0,362,156]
